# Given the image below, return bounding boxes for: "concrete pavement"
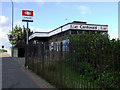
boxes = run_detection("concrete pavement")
[1,52,55,89]
[0,52,10,57]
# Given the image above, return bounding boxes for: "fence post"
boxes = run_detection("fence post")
[27,44,29,67]
[32,45,35,71]
[60,41,63,87]
[112,39,115,87]
[41,42,45,76]
[118,39,120,89]
[25,44,28,67]
[36,44,38,74]
[99,40,102,89]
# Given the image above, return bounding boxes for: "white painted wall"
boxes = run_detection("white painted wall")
[7,47,12,57]
[7,47,18,57]
[13,48,18,57]
[62,24,71,32]
[49,28,61,36]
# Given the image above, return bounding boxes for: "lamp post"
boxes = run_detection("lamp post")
[11,0,14,57]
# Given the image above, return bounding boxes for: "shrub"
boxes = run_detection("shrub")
[66,33,120,88]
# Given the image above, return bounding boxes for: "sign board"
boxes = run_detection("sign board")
[9,35,13,40]
[22,10,33,22]
[72,24,108,31]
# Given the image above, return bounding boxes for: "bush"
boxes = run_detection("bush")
[66,33,120,88]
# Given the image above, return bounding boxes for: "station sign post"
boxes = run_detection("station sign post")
[22,10,33,67]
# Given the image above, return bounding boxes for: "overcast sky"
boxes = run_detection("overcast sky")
[0,0,119,50]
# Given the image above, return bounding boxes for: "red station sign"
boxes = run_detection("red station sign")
[22,10,33,22]
[22,10,33,16]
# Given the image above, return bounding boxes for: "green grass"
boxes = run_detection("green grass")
[56,62,99,88]
[28,61,99,88]
[0,49,7,52]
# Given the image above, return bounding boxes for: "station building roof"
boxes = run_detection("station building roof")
[29,21,108,40]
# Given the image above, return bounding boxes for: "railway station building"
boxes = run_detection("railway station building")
[29,21,108,46]
[11,21,108,57]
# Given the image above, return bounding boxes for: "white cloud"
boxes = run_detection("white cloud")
[77,5,91,15]
[0,27,11,50]
[15,21,23,27]
[0,16,11,50]
[108,28,118,40]
[109,35,118,40]
[0,15,52,50]
[0,19,24,50]
[0,16,10,27]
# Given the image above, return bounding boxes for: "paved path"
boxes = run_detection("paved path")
[1,52,54,89]
[0,52,10,57]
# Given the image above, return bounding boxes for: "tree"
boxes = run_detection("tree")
[7,25,22,45]
[7,25,33,45]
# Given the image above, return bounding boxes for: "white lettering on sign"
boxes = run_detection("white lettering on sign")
[22,16,33,19]
[25,12,31,15]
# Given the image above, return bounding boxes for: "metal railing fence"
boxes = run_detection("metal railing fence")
[26,41,120,89]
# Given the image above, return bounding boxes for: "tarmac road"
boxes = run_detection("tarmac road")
[1,52,54,89]
[2,57,41,88]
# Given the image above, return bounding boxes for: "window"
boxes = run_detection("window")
[71,30,77,34]
[84,31,89,34]
[82,31,85,34]
[78,31,82,34]
[66,31,70,35]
